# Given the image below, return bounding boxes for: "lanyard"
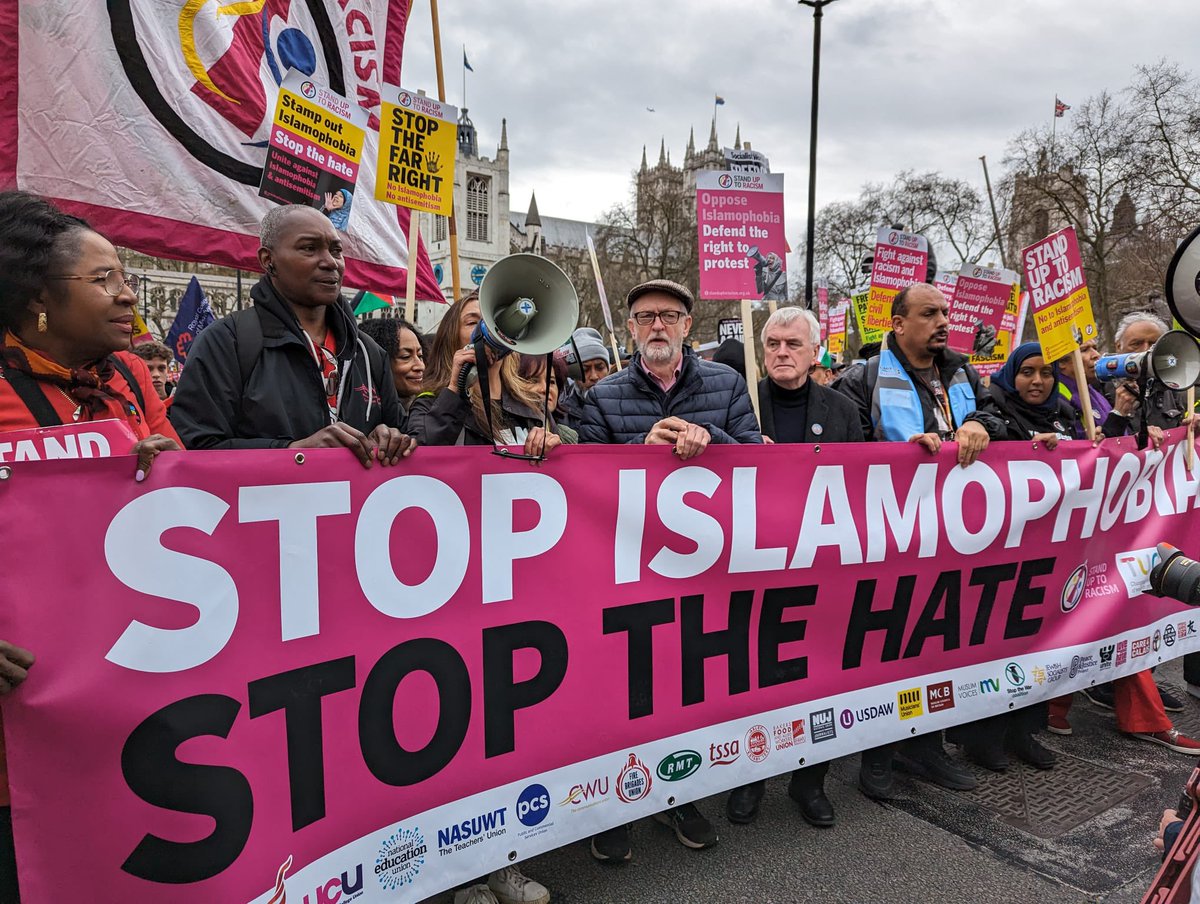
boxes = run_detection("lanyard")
[303,331,345,424]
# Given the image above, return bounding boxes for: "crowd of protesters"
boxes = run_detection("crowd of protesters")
[0,191,1196,904]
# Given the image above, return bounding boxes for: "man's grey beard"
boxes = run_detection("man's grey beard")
[641,338,681,364]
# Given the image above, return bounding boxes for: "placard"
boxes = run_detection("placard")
[1021,226,1098,363]
[375,87,458,215]
[696,171,787,301]
[866,228,928,332]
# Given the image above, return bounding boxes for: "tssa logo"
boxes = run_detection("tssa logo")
[302,864,364,904]
[558,778,609,807]
[709,739,740,766]
[516,784,550,827]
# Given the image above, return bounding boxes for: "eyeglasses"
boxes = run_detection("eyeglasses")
[631,309,685,326]
[48,269,140,297]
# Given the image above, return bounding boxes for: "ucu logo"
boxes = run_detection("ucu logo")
[303,864,364,904]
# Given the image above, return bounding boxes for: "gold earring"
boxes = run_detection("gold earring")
[36,312,47,333]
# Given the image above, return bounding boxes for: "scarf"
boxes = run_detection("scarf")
[991,341,1067,437]
[1,332,122,417]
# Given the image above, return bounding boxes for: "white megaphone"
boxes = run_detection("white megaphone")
[1166,224,1200,337]
[474,254,580,355]
[1094,329,1200,391]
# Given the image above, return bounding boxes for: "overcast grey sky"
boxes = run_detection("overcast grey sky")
[401,0,1198,246]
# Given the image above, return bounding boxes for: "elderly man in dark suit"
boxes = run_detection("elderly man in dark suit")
[726,306,863,830]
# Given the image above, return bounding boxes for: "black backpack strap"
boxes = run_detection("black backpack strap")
[231,307,264,388]
[0,363,62,427]
[109,355,146,416]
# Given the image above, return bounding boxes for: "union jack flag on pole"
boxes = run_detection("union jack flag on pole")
[1055,96,1071,118]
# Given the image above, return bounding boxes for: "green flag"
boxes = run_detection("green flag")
[352,290,395,316]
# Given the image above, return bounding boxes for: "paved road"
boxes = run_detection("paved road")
[439,659,1197,904]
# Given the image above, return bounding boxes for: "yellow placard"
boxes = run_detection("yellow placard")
[274,90,365,164]
[828,333,845,355]
[865,285,895,333]
[375,87,458,216]
[1033,286,1092,363]
[131,310,152,345]
[970,329,1012,375]
[851,286,884,344]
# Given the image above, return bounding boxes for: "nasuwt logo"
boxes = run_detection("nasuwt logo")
[437,808,507,853]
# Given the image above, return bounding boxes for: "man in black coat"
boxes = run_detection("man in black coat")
[725,307,862,831]
[580,279,759,866]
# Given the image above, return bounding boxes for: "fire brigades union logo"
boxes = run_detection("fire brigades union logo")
[616,753,653,803]
[109,0,348,184]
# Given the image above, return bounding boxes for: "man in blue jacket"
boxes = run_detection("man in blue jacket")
[580,279,760,863]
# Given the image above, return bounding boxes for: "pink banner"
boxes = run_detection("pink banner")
[3,436,1200,901]
[695,172,787,300]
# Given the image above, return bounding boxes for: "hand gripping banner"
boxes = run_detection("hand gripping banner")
[2,435,1200,901]
[0,1,442,298]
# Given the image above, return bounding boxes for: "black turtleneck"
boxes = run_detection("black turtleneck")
[769,378,810,443]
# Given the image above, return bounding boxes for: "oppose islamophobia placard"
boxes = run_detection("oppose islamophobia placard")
[947,264,1018,373]
[2,435,1200,902]
[695,171,787,301]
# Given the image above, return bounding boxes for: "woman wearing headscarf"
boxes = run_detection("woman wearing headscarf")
[981,341,1079,445]
[0,190,183,902]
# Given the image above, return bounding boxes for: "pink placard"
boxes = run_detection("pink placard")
[1,438,1199,902]
[696,172,787,300]
[947,265,1016,356]
[817,286,830,340]
[0,418,137,463]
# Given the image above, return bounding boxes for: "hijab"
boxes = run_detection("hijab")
[993,342,1060,411]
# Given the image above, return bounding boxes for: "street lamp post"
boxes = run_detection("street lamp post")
[800,0,837,309]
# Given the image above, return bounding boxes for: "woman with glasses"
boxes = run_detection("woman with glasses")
[172,205,412,467]
[0,190,183,903]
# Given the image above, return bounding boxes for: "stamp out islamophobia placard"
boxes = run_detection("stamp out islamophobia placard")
[866,228,928,332]
[695,171,787,301]
[375,87,458,215]
[3,436,1200,902]
[259,71,368,231]
[1022,226,1098,363]
[946,264,1017,358]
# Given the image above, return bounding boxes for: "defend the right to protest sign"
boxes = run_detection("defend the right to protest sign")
[850,285,884,345]
[866,228,928,332]
[1021,226,1098,363]
[695,171,787,301]
[946,264,1017,358]
[375,86,458,215]
[259,71,367,228]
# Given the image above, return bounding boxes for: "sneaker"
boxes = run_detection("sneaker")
[652,802,718,849]
[590,825,631,863]
[1158,685,1186,713]
[1083,684,1115,709]
[1187,683,1200,701]
[1046,713,1073,736]
[488,866,549,904]
[894,742,978,791]
[1130,728,1200,755]
[454,885,499,904]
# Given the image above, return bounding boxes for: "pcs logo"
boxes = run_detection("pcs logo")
[516,784,551,827]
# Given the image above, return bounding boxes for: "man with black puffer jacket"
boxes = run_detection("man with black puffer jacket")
[172,205,413,467]
[580,278,760,865]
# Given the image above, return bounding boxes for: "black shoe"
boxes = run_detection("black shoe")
[1083,684,1115,709]
[1007,732,1056,769]
[652,802,718,849]
[858,751,896,800]
[1159,685,1186,713]
[726,781,765,824]
[788,775,836,827]
[894,743,978,791]
[590,824,631,863]
[963,743,1010,772]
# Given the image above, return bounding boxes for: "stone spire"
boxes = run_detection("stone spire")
[499,117,508,151]
[526,191,541,228]
[686,127,695,157]
[640,145,648,173]
[734,124,741,150]
[707,116,718,152]
[658,137,666,166]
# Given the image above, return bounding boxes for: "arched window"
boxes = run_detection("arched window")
[434,215,448,243]
[466,175,490,242]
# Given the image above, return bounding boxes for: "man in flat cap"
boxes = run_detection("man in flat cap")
[580,280,760,863]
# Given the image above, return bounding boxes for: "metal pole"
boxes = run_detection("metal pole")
[800,0,837,309]
[236,269,243,311]
[141,275,149,320]
[979,155,1007,268]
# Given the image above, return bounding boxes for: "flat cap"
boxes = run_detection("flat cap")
[626,279,694,312]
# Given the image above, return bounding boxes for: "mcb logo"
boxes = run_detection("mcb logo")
[927,681,955,713]
[897,688,924,720]
[516,784,550,827]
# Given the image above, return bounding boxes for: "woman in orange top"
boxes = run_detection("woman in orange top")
[0,191,182,901]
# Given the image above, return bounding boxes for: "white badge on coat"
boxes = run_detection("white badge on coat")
[812,423,824,436]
